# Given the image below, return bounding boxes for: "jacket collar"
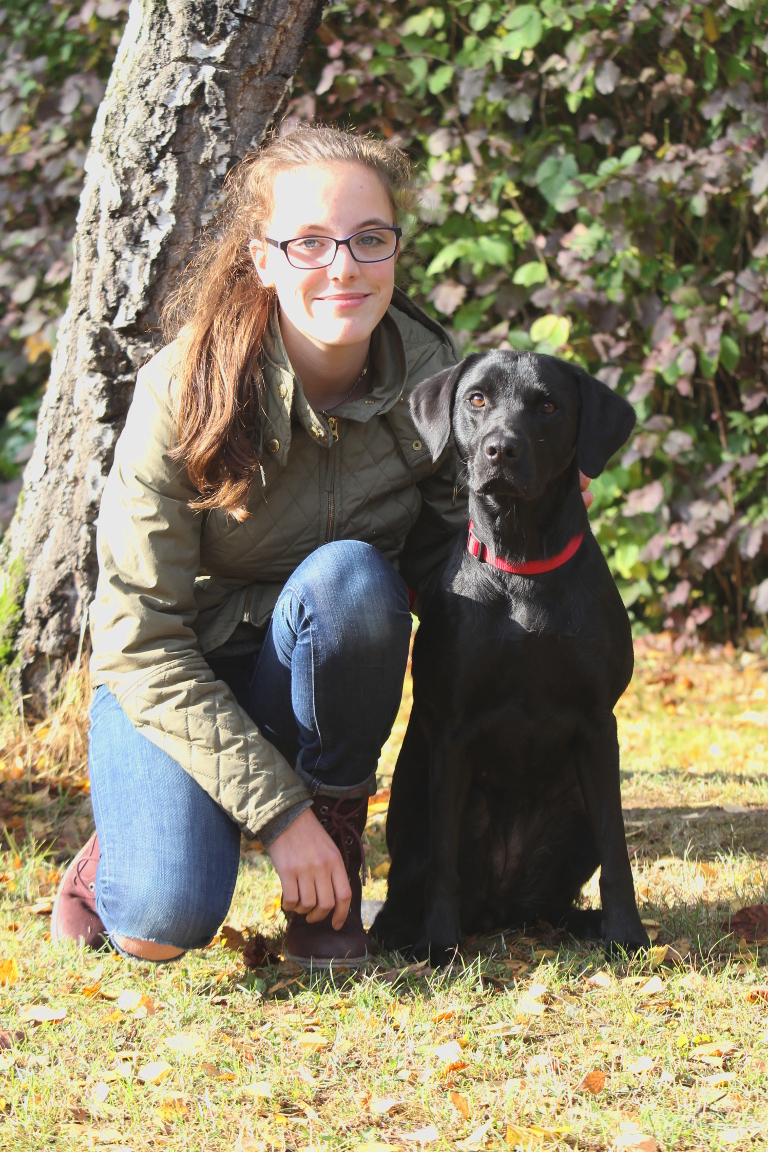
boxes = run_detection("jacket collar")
[258,302,409,466]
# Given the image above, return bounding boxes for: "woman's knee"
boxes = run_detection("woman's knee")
[102,871,233,953]
[291,541,411,651]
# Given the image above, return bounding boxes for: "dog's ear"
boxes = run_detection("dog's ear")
[409,354,483,461]
[573,366,636,478]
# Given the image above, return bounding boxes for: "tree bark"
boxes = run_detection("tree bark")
[1,0,326,710]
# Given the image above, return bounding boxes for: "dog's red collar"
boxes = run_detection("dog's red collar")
[467,521,584,575]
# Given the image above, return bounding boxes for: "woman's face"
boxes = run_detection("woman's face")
[250,162,398,348]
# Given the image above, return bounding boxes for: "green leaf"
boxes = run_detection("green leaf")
[453,295,496,330]
[703,47,719,88]
[720,334,741,373]
[428,64,454,94]
[529,314,570,348]
[535,153,579,206]
[477,235,514,266]
[723,56,754,83]
[512,261,548,286]
[468,2,493,31]
[619,145,642,168]
[426,240,474,276]
[699,350,719,379]
[497,5,543,58]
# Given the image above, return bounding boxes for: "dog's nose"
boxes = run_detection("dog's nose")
[484,436,522,463]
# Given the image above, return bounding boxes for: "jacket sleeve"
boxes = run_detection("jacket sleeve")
[397,338,469,598]
[88,348,310,838]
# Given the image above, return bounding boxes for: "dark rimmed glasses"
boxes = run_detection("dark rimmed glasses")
[263,226,402,269]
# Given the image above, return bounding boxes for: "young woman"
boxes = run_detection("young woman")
[50,125,468,967]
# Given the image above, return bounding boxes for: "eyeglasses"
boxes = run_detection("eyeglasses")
[263,226,402,269]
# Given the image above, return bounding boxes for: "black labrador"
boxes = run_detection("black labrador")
[371,350,650,964]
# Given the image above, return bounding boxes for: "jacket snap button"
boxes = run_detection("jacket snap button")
[412,439,422,451]
[268,439,280,453]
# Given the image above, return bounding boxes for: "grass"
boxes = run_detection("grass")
[0,637,767,1150]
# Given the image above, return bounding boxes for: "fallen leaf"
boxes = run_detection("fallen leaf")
[360,1143,404,1152]
[81,983,101,999]
[373,861,391,878]
[626,1055,656,1075]
[616,1135,657,1152]
[456,1119,494,1150]
[28,899,53,916]
[220,924,247,950]
[578,1070,606,1094]
[432,1010,455,1023]
[399,1126,440,1146]
[505,1123,571,1147]
[433,1040,464,1065]
[648,946,668,969]
[450,1091,470,1118]
[243,1080,272,1097]
[165,1031,204,1056]
[90,1081,110,1104]
[85,1128,124,1146]
[242,933,281,969]
[19,1005,66,1025]
[155,1097,189,1122]
[587,970,613,988]
[724,904,768,943]
[636,975,664,997]
[0,1030,23,1049]
[106,1010,124,1023]
[135,993,155,1018]
[701,1070,735,1087]
[296,1032,330,1052]
[297,1064,317,1086]
[745,986,768,1003]
[691,1040,739,1059]
[136,1060,172,1085]
[116,990,142,1012]
[371,1096,399,1116]
[0,959,18,987]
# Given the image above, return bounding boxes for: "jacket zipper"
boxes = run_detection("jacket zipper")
[324,416,338,543]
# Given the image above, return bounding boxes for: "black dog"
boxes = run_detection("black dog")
[371,350,650,964]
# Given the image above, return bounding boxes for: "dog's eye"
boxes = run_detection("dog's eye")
[541,400,556,414]
[469,393,485,409]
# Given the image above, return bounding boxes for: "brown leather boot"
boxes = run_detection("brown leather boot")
[284,794,369,967]
[50,832,108,949]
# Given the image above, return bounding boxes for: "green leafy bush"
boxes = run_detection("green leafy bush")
[3,0,768,645]
[290,0,768,645]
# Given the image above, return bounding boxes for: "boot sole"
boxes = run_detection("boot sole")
[284,951,369,970]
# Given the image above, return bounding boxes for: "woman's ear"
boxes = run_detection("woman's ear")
[409,355,482,461]
[249,239,274,287]
[573,366,636,478]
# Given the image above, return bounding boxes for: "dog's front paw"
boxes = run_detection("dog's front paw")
[603,912,650,957]
[414,904,462,967]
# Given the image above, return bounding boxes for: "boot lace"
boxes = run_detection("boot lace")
[316,796,368,884]
[73,839,98,893]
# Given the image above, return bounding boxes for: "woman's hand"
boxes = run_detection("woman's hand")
[267,807,352,929]
[580,471,593,510]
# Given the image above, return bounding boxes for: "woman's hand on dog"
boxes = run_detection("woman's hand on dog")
[580,471,593,509]
[267,808,352,928]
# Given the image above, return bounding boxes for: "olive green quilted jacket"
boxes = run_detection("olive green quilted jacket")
[89,289,465,838]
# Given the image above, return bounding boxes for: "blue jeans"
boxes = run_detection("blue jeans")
[88,541,412,952]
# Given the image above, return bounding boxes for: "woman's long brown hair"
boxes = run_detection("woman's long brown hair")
[162,126,414,519]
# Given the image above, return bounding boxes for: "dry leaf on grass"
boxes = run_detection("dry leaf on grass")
[360,1143,404,1152]
[242,933,281,969]
[745,986,768,1003]
[372,861,391,878]
[615,1134,657,1152]
[626,1055,656,1075]
[517,983,548,1016]
[450,1091,470,1118]
[0,959,18,986]
[89,1081,109,1105]
[219,924,246,950]
[433,1040,465,1065]
[636,975,664,997]
[296,1033,330,1052]
[456,1119,494,1150]
[577,1070,606,1094]
[19,1004,66,1025]
[136,1060,172,1085]
[399,1125,440,1146]
[370,1096,399,1116]
[701,1070,735,1087]
[587,970,613,988]
[242,1081,272,1098]
[155,1097,189,1122]
[432,1010,455,1023]
[165,1031,204,1056]
[505,1123,571,1147]
[723,904,768,942]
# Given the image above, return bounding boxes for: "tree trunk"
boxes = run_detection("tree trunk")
[1,0,325,710]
